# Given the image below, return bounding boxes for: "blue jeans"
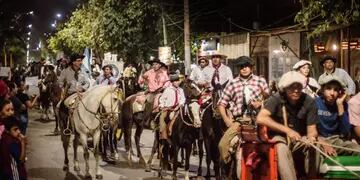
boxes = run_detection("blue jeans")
[19,113,28,135]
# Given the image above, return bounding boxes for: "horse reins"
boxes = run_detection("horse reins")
[78,88,123,132]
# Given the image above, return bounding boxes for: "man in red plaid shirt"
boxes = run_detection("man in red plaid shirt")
[217,56,269,168]
[218,56,269,127]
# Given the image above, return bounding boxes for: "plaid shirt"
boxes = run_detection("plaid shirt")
[218,74,269,117]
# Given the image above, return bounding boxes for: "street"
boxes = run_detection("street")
[26,108,208,180]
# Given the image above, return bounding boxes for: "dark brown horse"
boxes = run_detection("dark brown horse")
[201,82,228,180]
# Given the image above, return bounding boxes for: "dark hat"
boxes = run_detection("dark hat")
[102,64,113,71]
[148,58,166,67]
[91,71,100,77]
[234,56,254,67]
[197,56,209,64]
[69,53,85,63]
[320,55,336,65]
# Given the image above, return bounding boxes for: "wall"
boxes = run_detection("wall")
[268,33,300,81]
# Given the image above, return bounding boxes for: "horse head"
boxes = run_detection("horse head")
[98,86,125,130]
[183,79,202,99]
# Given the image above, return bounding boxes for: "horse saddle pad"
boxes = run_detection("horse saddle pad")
[64,93,79,109]
[132,92,161,114]
[320,156,360,179]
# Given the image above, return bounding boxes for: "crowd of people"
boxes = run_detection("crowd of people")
[1,50,360,179]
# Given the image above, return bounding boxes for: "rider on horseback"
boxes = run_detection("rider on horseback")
[189,53,208,87]
[202,51,233,90]
[217,56,270,172]
[97,65,117,85]
[58,54,90,108]
[138,58,170,129]
[158,73,185,141]
[123,63,137,79]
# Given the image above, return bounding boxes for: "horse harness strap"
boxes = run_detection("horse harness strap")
[77,89,120,132]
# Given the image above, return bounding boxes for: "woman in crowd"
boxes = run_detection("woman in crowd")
[293,60,320,98]
[96,65,117,85]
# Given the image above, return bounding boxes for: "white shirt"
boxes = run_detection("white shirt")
[202,64,233,89]
[159,85,186,109]
[189,65,205,85]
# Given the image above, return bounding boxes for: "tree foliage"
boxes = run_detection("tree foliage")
[295,0,360,38]
[48,0,161,63]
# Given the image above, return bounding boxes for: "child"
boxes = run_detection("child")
[0,117,27,180]
[16,81,38,134]
[158,73,185,140]
[0,99,14,139]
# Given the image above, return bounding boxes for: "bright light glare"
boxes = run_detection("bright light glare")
[273,49,281,54]
[56,13,62,18]
[332,44,338,51]
[27,24,32,28]
[51,23,56,27]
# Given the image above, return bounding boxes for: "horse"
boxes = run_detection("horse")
[58,85,124,179]
[168,80,204,180]
[38,65,57,121]
[121,92,148,167]
[201,82,228,179]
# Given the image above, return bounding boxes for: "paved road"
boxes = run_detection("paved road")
[25,77,209,180]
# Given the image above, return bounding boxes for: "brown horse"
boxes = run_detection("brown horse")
[39,65,61,133]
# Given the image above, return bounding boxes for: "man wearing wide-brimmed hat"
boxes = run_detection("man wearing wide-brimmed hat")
[202,51,233,90]
[58,53,90,99]
[318,55,355,95]
[138,58,170,128]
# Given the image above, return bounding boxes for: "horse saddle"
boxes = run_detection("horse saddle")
[64,93,80,109]
[132,92,161,114]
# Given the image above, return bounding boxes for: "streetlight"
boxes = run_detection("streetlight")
[27,32,31,35]
[51,23,56,28]
[56,13,62,19]
[27,24,32,28]
[28,11,34,15]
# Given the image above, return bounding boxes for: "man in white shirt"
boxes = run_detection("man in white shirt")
[318,55,356,95]
[202,51,233,90]
[158,73,186,140]
[189,56,209,87]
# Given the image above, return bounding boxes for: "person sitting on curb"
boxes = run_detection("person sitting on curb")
[315,75,360,156]
[293,60,320,98]
[256,71,318,180]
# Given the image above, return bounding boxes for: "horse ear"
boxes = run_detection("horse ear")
[114,88,125,100]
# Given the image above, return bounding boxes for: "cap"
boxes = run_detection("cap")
[278,71,306,92]
[293,60,312,70]
[318,75,347,89]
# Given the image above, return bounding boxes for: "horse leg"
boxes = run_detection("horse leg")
[184,145,192,180]
[53,105,60,134]
[93,130,103,179]
[172,145,180,180]
[204,138,212,179]
[213,141,221,180]
[61,134,70,171]
[111,127,119,160]
[197,138,204,176]
[146,130,159,172]
[180,148,185,167]
[134,125,146,166]
[192,140,198,156]
[80,133,91,179]
[73,133,81,172]
[123,124,133,166]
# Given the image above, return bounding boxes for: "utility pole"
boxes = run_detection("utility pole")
[184,0,191,75]
[161,10,168,46]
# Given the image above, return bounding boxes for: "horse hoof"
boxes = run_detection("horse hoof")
[85,174,92,179]
[74,166,80,172]
[95,174,103,179]
[139,157,146,166]
[127,160,133,167]
[62,165,69,171]
[145,164,151,172]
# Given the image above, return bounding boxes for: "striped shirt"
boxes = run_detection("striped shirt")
[218,74,269,117]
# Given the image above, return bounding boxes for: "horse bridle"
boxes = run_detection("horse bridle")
[78,87,124,131]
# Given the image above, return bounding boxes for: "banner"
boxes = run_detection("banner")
[0,67,10,77]
[158,46,172,65]
[102,60,124,79]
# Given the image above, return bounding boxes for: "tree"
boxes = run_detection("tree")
[295,0,360,38]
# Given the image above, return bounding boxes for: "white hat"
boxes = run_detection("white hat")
[278,71,306,92]
[292,60,312,70]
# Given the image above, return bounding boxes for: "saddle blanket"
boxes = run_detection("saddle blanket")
[132,92,161,114]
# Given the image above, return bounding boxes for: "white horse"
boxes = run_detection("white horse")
[70,85,124,179]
